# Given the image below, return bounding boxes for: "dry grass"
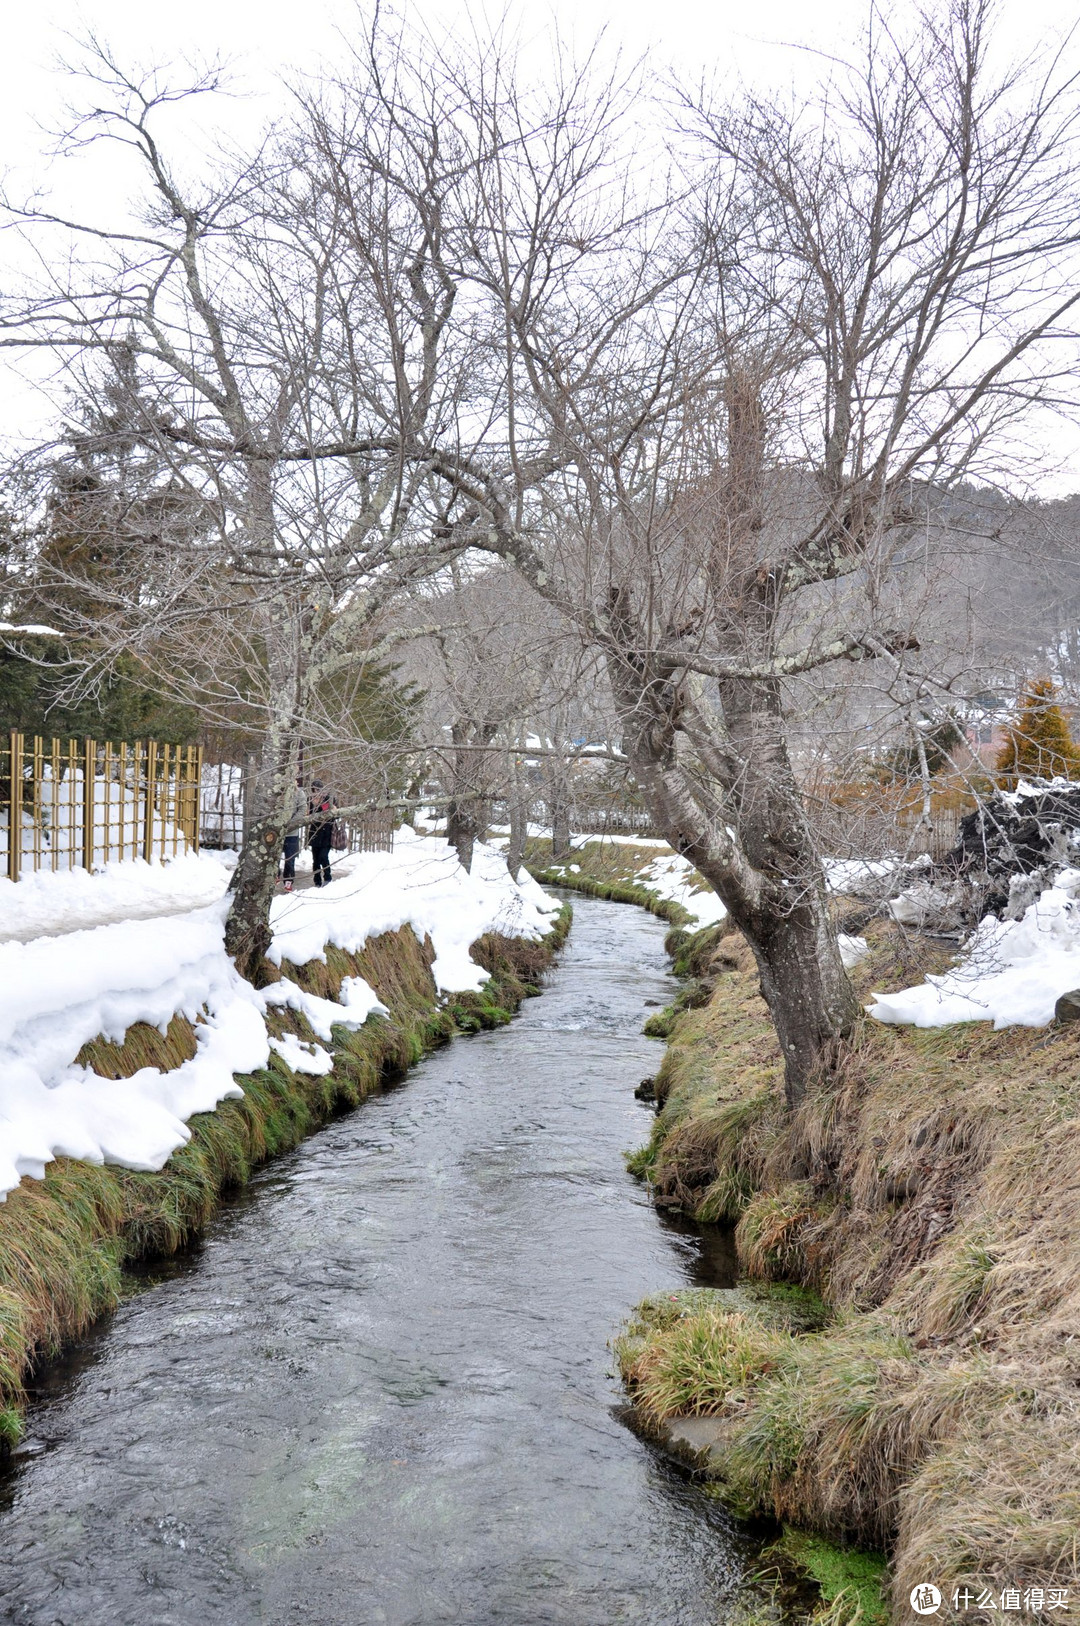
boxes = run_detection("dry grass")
[616,1294,790,1426]
[622,913,1080,1618]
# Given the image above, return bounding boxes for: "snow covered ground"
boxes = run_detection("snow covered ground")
[0,830,560,1200]
[870,868,1080,1029]
[0,850,236,943]
[633,852,728,928]
[824,856,907,896]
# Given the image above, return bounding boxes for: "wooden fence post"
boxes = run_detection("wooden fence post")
[194,744,203,852]
[8,730,21,883]
[83,737,96,871]
[143,740,157,863]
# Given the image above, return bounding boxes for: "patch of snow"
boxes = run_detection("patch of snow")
[888,881,957,928]
[0,850,235,943]
[268,1032,335,1076]
[825,856,904,896]
[0,829,558,1198]
[839,933,870,969]
[869,868,1080,1029]
[1001,776,1080,805]
[637,853,728,929]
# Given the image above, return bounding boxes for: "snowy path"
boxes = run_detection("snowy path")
[0,849,361,945]
[0,852,235,946]
[0,893,228,945]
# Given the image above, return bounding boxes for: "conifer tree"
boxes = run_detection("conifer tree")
[996,678,1080,787]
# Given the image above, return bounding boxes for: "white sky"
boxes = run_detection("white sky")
[3,0,1080,488]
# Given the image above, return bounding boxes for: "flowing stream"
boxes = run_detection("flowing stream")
[0,893,757,1626]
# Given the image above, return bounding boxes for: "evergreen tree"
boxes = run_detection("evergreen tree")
[24,343,208,628]
[880,711,966,782]
[996,678,1080,787]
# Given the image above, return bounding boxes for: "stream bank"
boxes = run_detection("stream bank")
[0,909,569,1448]
[618,913,1080,1622]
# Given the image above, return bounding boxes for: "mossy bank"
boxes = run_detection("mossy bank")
[618,914,1080,1622]
[0,905,570,1449]
[526,834,696,934]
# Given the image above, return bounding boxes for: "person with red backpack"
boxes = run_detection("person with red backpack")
[308,779,337,887]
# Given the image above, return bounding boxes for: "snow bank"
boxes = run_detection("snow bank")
[268,828,559,991]
[0,831,559,1198]
[870,868,1080,1029]
[0,850,235,943]
[0,903,266,1195]
[635,852,729,929]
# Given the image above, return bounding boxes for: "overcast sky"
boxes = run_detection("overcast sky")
[4,0,1080,489]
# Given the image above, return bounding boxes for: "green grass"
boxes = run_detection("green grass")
[772,1530,889,1626]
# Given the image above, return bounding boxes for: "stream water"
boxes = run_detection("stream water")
[0,893,756,1626]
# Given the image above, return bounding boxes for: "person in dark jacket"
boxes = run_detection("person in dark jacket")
[280,777,307,892]
[308,779,336,887]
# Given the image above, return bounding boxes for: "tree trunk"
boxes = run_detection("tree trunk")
[225,554,304,978]
[550,797,571,860]
[446,797,478,872]
[606,642,859,1109]
[225,720,298,980]
[706,858,858,1105]
[506,783,528,880]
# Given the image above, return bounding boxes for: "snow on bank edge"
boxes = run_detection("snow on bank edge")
[870,868,1080,1029]
[0,831,559,1199]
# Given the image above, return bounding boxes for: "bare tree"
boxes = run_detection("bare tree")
[1,43,472,972]
[398,562,610,871]
[363,1,1080,1103]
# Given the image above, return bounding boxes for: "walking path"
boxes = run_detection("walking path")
[0,851,362,946]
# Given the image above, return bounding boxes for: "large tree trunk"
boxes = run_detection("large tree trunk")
[550,796,571,860]
[225,717,299,980]
[607,642,859,1109]
[224,542,304,978]
[446,796,479,872]
[445,721,495,872]
[745,887,856,1096]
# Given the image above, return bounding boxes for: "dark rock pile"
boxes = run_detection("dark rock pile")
[944,781,1080,917]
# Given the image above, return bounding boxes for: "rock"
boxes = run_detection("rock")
[634,1076,656,1101]
[946,783,1080,917]
[1055,989,1080,1023]
[659,1415,730,1470]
